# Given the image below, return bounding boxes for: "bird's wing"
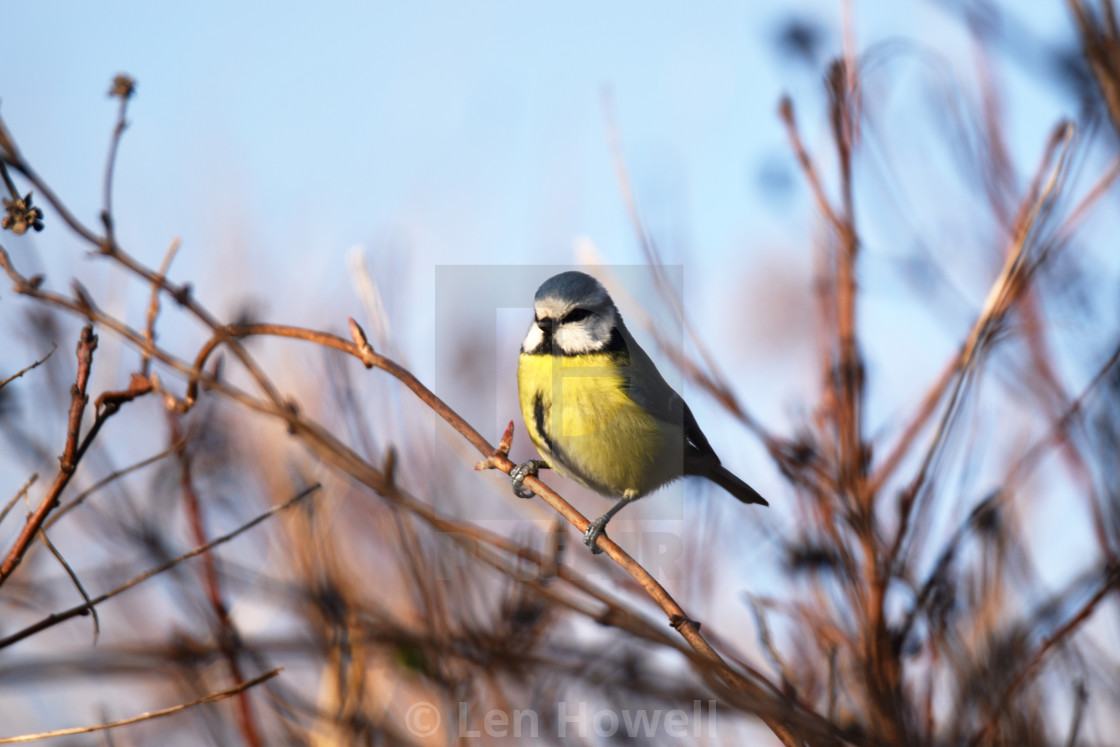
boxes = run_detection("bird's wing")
[616,325,720,461]
[616,326,683,423]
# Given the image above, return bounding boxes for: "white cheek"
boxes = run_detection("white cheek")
[555,324,597,353]
[522,324,544,351]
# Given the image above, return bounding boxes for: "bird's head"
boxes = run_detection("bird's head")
[522,271,621,355]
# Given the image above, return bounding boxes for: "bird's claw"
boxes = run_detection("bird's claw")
[510,460,547,499]
[583,518,608,554]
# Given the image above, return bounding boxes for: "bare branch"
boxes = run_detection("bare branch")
[0,668,280,744]
[0,345,55,390]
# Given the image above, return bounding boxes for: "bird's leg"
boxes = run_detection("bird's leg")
[510,459,549,498]
[583,495,635,554]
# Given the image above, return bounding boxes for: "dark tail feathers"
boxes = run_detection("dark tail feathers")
[707,465,768,506]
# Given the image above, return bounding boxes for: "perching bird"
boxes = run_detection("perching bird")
[511,271,767,553]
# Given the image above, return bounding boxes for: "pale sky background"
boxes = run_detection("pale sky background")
[2,4,1118,730]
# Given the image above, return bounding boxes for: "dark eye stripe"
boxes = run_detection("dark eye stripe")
[561,308,591,323]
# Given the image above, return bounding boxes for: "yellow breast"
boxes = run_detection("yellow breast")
[517,352,679,498]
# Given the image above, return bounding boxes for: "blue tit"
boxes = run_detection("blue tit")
[511,271,767,553]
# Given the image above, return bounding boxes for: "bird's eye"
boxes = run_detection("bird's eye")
[562,308,592,324]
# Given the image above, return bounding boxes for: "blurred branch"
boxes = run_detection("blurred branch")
[900,335,1120,646]
[169,413,263,747]
[0,667,280,745]
[142,237,181,377]
[43,443,180,531]
[968,562,1118,745]
[0,474,37,531]
[779,96,846,234]
[1063,680,1089,747]
[891,121,1075,568]
[36,527,99,643]
[1069,0,1120,136]
[0,484,321,651]
[601,92,773,441]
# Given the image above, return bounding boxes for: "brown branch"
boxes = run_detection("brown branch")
[787,75,899,738]
[142,237,181,377]
[0,134,289,419]
[1069,0,1120,138]
[824,60,904,740]
[100,75,134,249]
[0,152,103,246]
[0,250,840,742]
[169,413,263,747]
[0,668,280,744]
[193,319,816,746]
[0,160,18,199]
[779,96,846,235]
[0,345,56,390]
[0,326,98,587]
[825,60,866,505]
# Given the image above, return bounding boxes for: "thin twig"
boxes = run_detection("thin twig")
[866,358,956,496]
[141,237,181,376]
[747,595,798,695]
[0,345,56,390]
[44,444,180,531]
[101,79,133,250]
[0,474,37,530]
[37,528,99,643]
[0,668,281,744]
[779,96,846,235]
